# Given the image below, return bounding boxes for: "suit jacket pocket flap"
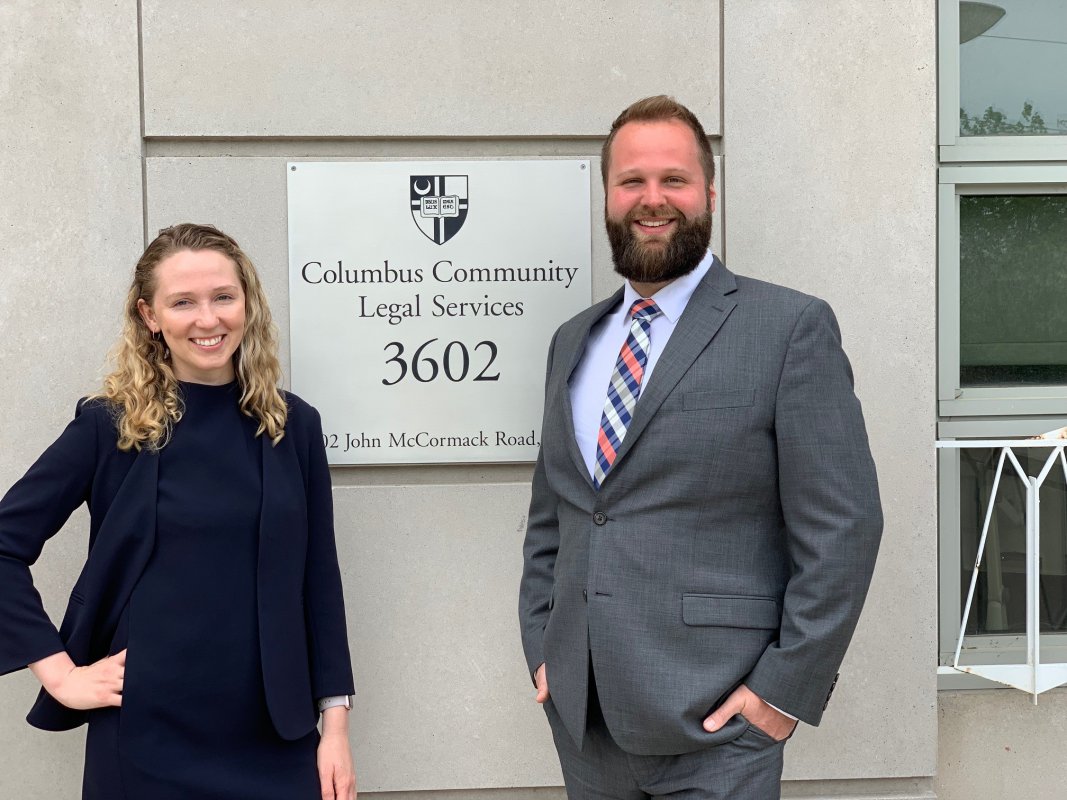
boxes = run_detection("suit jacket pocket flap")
[682,594,780,629]
[683,389,755,410]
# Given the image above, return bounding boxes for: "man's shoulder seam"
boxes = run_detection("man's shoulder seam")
[731,274,825,309]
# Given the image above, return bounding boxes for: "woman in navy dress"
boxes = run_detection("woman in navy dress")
[0,224,357,799]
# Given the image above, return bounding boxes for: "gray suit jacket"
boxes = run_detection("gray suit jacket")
[518,257,882,756]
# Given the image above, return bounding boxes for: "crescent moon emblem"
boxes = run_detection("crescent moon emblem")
[413,179,431,195]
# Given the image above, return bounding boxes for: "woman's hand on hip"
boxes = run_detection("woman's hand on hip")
[29,649,125,710]
[318,707,356,800]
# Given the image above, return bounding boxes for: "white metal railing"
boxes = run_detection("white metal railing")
[936,438,1067,702]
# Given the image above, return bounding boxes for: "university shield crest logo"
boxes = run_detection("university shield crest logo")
[410,175,469,244]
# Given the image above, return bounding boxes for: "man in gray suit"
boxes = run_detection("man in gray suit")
[518,96,882,799]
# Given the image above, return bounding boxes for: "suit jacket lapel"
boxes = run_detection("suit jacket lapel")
[552,287,625,485]
[607,258,738,474]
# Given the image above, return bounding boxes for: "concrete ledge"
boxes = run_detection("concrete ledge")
[356,778,936,800]
[784,776,937,798]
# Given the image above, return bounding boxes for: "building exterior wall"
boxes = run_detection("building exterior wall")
[4,3,1054,800]
[722,2,937,791]
[937,688,1067,800]
[0,2,143,796]
[140,0,721,138]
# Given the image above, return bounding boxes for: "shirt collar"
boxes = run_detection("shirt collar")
[622,250,716,324]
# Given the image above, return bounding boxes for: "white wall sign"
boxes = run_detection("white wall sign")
[287,160,592,465]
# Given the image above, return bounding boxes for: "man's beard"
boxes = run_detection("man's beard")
[605,205,712,285]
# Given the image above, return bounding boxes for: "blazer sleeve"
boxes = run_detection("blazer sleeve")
[298,402,356,698]
[744,298,883,725]
[0,400,100,676]
[518,329,561,678]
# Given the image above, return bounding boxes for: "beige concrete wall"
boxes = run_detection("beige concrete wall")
[0,1,144,798]
[140,0,721,138]
[722,0,939,785]
[937,689,1067,800]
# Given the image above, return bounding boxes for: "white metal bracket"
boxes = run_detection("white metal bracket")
[936,439,1067,702]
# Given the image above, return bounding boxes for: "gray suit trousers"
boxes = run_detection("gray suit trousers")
[545,670,785,800]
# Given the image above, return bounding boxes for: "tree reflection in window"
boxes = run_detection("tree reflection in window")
[960,101,1047,136]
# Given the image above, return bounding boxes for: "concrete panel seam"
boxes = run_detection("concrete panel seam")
[328,479,534,491]
[144,137,724,159]
[137,0,149,244]
[718,0,725,144]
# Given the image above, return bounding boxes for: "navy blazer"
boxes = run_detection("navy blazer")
[0,392,354,741]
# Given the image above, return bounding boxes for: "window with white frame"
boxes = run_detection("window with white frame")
[937,0,1067,691]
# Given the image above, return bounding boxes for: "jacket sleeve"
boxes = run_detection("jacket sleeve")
[299,402,356,699]
[518,329,561,678]
[0,400,100,676]
[744,298,883,725]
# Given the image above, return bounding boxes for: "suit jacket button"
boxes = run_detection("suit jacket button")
[593,512,607,525]
[823,672,840,710]
[583,589,588,601]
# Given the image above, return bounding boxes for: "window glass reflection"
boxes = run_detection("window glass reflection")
[959,0,1067,136]
[959,195,1067,386]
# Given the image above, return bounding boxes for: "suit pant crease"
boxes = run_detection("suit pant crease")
[545,665,785,800]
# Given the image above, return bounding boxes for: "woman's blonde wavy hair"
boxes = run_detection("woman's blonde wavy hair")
[95,223,288,451]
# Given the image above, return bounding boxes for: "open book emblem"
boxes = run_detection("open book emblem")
[410,175,469,244]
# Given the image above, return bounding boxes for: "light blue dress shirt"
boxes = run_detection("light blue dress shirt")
[569,250,716,479]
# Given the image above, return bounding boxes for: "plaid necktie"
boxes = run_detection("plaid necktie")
[593,298,663,489]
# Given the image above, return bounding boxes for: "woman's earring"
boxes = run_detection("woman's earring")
[153,331,170,360]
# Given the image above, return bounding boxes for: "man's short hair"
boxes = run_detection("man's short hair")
[600,95,715,187]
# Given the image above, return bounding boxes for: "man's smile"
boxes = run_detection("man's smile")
[633,217,678,236]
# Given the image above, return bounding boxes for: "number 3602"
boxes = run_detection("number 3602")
[382,339,500,385]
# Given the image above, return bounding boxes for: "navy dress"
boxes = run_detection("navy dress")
[83,382,320,800]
